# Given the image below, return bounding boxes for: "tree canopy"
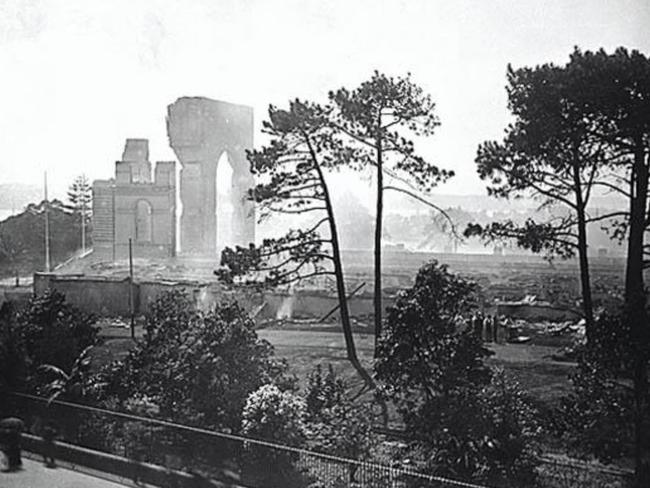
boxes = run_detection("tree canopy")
[375,261,539,484]
[99,290,291,431]
[331,72,454,343]
[217,99,377,393]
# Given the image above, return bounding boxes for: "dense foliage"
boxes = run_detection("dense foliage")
[557,311,649,463]
[0,290,98,392]
[217,99,376,392]
[242,384,307,446]
[304,364,375,461]
[0,302,28,390]
[98,290,291,431]
[20,290,98,374]
[240,384,310,487]
[376,261,540,484]
[375,261,490,412]
[331,72,453,343]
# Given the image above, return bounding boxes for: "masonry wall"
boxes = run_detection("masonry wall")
[33,273,385,320]
[113,181,176,260]
[92,149,176,261]
[34,273,134,316]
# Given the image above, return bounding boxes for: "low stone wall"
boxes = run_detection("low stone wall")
[32,273,392,320]
[260,291,394,321]
[34,273,133,316]
[21,433,243,487]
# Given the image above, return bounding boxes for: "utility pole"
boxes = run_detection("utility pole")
[81,174,88,254]
[44,171,51,273]
[129,238,135,339]
[81,198,86,254]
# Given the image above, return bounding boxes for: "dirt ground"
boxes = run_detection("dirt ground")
[95,323,576,408]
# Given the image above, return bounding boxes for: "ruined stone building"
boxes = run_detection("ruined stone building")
[92,139,176,260]
[92,97,256,260]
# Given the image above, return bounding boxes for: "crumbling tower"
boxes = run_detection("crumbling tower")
[92,139,176,260]
[167,97,255,255]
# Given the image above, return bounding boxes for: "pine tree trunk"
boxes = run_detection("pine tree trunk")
[625,141,650,487]
[572,163,594,341]
[312,149,376,393]
[373,139,383,356]
[312,151,387,424]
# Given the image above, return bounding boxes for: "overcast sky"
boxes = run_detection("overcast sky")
[0,0,648,202]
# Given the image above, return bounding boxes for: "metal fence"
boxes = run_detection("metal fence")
[0,391,632,488]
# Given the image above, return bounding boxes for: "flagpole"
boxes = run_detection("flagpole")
[44,171,51,272]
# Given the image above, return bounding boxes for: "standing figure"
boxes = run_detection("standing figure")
[483,315,493,343]
[0,417,24,471]
[42,420,58,468]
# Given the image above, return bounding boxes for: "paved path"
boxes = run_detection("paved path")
[0,458,129,488]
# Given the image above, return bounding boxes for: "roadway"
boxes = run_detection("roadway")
[0,458,130,488]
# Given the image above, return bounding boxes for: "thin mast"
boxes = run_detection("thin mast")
[44,171,51,272]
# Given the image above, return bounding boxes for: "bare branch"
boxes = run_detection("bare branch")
[384,185,459,238]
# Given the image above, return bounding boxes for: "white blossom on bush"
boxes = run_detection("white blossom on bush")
[242,384,307,447]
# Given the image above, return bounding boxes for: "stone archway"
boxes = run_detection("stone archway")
[135,199,153,243]
[167,97,255,255]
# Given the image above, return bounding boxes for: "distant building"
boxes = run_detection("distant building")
[91,97,256,261]
[92,139,176,260]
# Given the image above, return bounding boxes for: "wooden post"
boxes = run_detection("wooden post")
[81,199,86,254]
[44,171,51,272]
[129,238,135,339]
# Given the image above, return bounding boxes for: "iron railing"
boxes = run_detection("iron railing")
[0,391,632,488]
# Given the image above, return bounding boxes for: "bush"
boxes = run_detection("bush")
[555,311,644,463]
[375,261,540,484]
[99,290,291,431]
[0,302,27,390]
[19,290,98,375]
[375,261,492,427]
[242,384,307,446]
[0,291,97,392]
[241,384,310,487]
[304,364,375,461]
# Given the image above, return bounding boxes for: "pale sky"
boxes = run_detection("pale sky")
[0,0,648,202]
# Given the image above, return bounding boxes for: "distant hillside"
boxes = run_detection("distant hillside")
[0,200,88,278]
[387,192,627,215]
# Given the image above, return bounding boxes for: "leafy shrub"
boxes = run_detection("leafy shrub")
[375,261,539,484]
[0,291,97,392]
[375,261,491,426]
[19,290,98,375]
[100,290,290,431]
[555,311,645,463]
[241,384,310,487]
[242,384,307,445]
[122,395,163,462]
[304,364,375,461]
[0,302,27,390]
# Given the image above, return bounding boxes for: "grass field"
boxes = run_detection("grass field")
[257,329,575,404]
[95,323,576,413]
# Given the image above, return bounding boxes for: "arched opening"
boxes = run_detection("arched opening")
[135,199,153,243]
[216,152,234,253]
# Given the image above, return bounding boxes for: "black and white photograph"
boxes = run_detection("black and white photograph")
[0,1,649,487]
